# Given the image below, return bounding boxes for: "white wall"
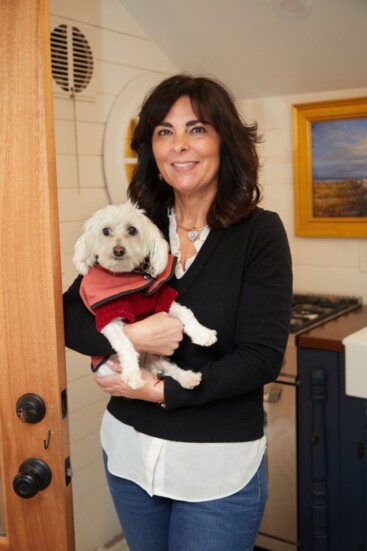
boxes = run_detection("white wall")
[49,0,177,549]
[239,88,367,304]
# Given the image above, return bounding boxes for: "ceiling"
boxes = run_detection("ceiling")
[119,0,366,99]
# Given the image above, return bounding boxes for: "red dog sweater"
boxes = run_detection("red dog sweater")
[79,255,178,370]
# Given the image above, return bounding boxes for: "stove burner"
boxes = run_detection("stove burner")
[292,304,333,317]
[290,293,361,334]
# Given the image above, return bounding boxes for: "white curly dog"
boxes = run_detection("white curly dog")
[73,202,217,390]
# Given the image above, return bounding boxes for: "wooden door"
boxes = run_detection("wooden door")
[0,0,75,549]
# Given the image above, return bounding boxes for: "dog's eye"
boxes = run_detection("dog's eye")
[102,227,112,236]
[127,226,138,236]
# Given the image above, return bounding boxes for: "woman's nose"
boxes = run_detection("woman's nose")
[172,131,189,152]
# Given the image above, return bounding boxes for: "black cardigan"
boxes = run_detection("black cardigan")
[63,207,292,443]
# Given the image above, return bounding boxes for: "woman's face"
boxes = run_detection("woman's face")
[152,96,221,199]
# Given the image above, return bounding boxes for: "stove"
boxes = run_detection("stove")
[290,293,362,336]
[281,293,362,380]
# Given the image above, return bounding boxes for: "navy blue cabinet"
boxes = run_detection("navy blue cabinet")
[298,346,367,551]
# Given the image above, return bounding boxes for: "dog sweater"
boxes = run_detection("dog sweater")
[79,255,178,370]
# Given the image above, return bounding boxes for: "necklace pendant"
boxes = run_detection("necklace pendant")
[188,230,199,241]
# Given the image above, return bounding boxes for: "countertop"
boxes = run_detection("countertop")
[298,305,367,352]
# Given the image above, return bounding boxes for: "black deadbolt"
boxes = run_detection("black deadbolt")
[16,393,46,423]
[13,458,52,499]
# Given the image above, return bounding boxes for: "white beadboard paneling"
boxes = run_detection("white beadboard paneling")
[56,155,78,188]
[240,96,292,131]
[66,349,92,382]
[261,183,294,213]
[77,122,105,155]
[59,221,85,255]
[69,400,107,443]
[258,127,293,159]
[54,97,74,120]
[71,431,105,471]
[57,155,105,191]
[55,121,105,156]
[77,94,115,123]
[74,484,115,531]
[75,509,121,551]
[55,119,77,155]
[259,157,294,187]
[72,459,107,502]
[94,61,144,95]
[79,156,105,187]
[58,188,109,222]
[97,28,176,73]
[62,256,80,290]
[276,210,294,238]
[68,375,105,413]
[293,264,367,298]
[49,0,149,38]
[291,239,359,268]
[55,94,115,124]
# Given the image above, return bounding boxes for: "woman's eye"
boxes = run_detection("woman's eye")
[102,227,111,236]
[127,226,138,236]
[157,128,171,136]
[191,126,206,134]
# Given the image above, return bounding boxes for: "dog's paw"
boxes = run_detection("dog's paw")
[179,371,202,389]
[121,372,145,389]
[191,328,217,347]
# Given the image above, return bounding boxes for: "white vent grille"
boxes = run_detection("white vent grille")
[50,17,96,101]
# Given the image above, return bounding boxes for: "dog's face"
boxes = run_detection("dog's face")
[73,202,169,276]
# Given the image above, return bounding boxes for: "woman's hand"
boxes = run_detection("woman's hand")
[124,312,184,356]
[93,367,165,404]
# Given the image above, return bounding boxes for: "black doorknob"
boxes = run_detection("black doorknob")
[13,458,52,498]
[16,393,46,423]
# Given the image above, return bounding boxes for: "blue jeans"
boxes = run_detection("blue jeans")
[103,451,267,551]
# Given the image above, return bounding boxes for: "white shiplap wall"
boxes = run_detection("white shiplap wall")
[239,88,367,304]
[49,0,177,549]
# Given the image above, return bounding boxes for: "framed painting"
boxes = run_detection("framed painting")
[292,97,367,237]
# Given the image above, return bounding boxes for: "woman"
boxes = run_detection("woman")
[63,74,292,551]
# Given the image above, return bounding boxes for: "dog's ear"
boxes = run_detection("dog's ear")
[142,217,169,277]
[73,223,96,275]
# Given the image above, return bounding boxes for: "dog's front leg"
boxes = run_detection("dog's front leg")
[169,302,217,346]
[147,355,202,389]
[101,319,145,389]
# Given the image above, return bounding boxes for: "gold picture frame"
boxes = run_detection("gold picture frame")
[292,97,367,238]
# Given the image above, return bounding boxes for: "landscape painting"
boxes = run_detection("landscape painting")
[311,117,367,217]
[293,97,367,237]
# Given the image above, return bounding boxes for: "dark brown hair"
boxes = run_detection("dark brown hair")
[128,74,261,229]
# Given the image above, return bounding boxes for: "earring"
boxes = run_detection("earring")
[158,173,163,182]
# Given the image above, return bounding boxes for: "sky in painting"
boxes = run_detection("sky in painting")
[312,117,367,180]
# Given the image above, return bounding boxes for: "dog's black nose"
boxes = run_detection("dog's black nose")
[113,246,125,258]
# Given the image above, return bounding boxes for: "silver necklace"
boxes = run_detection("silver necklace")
[177,223,208,242]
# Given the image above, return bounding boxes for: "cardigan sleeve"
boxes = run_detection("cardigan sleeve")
[163,211,293,410]
[63,274,114,357]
